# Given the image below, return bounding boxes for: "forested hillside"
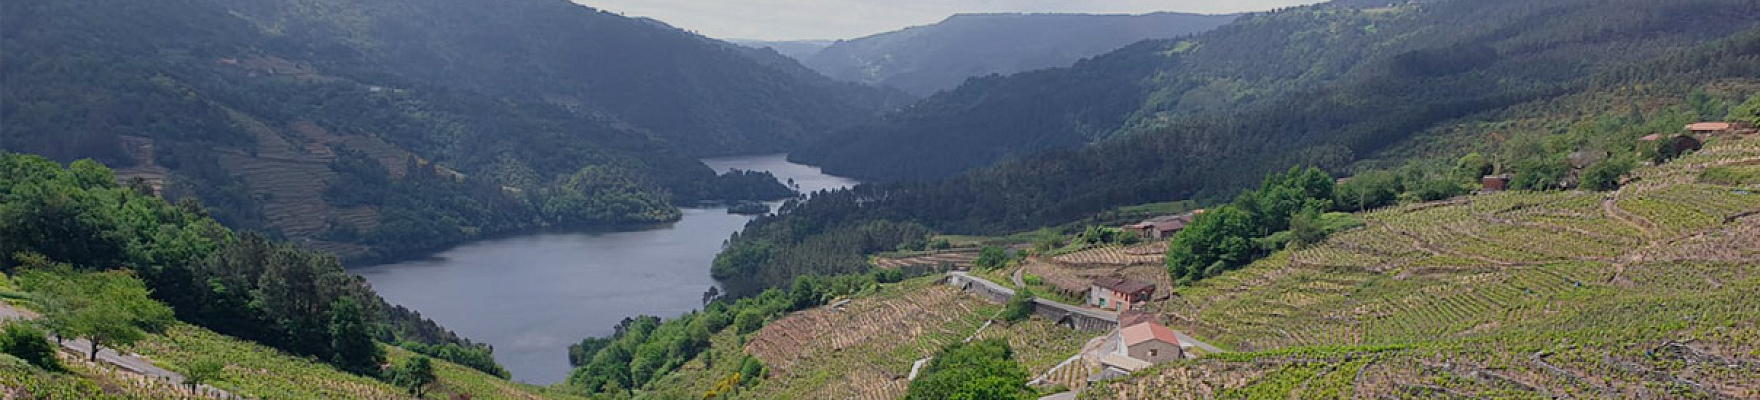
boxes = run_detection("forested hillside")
[791,12,1236,96]
[727,0,1760,293]
[0,152,552,396]
[0,0,871,261]
[795,0,1760,182]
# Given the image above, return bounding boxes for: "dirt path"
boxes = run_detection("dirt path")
[1,303,241,399]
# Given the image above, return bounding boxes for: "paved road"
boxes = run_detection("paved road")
[950,271,1119,322]
[1174,330,1225,354]
[1,302,239,398]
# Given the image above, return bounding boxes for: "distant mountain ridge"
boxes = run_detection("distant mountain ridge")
[728,39,833,60]
[755,12,1237,96]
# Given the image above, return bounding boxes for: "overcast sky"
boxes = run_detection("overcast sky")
[575,0,1327,41]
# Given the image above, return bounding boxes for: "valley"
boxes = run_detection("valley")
[3,0,1760,398]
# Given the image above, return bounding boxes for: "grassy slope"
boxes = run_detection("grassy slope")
[644,276,1091,399]
[1079,137,1760,399]
[0,309,583,399]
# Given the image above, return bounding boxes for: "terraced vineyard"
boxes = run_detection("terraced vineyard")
[644,276,1091,400]
[1084,138,1760,399]
[871,249,980,270]
[1052,243,1166,267]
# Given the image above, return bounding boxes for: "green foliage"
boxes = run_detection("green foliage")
[18,266,175,362]
[712,207,933,296]
[1334,171,1401,211]
[328,297,384,377]
[974,246,1009,270]
[179,357,225,394]
[1581,158,1636,191]
[1734,93,1760,125]
[734,309,765,335]
[565,272,897,395]
[398,341,509,379]
[1001,288,1035,322]
[905,339,1031,400]
[738,356,766,385]
[0,153,489,378]
[0,321,61,371]
[391,355,438,398]
[1169,167,1337,284]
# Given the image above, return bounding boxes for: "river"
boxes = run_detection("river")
[352,154,857,384]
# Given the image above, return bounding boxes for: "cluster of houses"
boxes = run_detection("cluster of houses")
[1481,121,1754,192]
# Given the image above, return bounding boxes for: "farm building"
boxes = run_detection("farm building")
[1089,276,1155,312]
[1122,210,1204,240]
[1482,174,1512,191]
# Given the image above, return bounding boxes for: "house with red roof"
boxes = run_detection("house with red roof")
[1088,276,1155,312]
[1098,320,1189,373]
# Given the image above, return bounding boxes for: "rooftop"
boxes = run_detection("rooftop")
[1121,321,1181,347]
[1094,276,1155,294]
[1687,122,1735,131]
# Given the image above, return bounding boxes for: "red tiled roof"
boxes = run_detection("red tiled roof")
[1687,122,1734,131]
[1121,321,1181,347]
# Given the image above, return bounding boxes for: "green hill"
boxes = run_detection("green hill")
[1,0,881,261]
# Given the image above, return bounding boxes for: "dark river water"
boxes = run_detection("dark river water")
[353,154,857,384]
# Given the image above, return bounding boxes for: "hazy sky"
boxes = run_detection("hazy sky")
[576,0,1326,41]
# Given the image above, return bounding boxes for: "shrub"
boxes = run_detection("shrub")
[1001,288,1035,322]
[0,321,61,371]
[1582,159,1635,191]
[974,246,1009,270]
[734,309,765,334]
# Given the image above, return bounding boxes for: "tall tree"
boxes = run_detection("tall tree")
[19,266,174,362]
[329,297,385,376]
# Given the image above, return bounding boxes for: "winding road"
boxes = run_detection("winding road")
[0,302,240,398]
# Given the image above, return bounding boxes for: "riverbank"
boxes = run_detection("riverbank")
[352,154,857,384]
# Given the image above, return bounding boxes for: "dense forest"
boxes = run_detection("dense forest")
[794,0,1760,182]
[723,0,1760,293]
[0,152,506,378]
[0,0,868,262]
